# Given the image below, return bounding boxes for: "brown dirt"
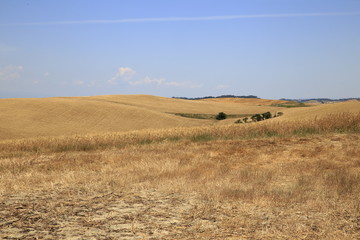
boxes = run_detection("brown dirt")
[1,188,359,239]
[1,110,359,239]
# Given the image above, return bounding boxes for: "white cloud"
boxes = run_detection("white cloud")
[124,76,167,86]
[118,67,136,79]
[3,12,360,26]
[0,65,23,81]
[142,76,166,85]
[108,67,136,85]
[125,76,201,88]
[108,66,202,89]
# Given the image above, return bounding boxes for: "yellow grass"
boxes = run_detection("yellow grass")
[1,110,359,158]
[201,97,289,105]
[0,95,289,140]
[278,101,360,121]
[0,96,359,239]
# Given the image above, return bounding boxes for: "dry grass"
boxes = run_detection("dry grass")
[200,97,290,105]
[0,94,284,140]
[1,112,359,158]
[1,109,360,239]
[1,94,358,141]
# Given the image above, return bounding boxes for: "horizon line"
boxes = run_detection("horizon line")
[1,12,360,26]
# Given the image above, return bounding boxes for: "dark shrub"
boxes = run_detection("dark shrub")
[262,112,272,119]
[216,112,227,120]
[251,114,263,122]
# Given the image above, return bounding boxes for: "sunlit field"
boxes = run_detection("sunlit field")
[2,0,360,238]
[0,98,359,239]
[0,95,285,140]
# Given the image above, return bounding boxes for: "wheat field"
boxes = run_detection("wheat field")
[0,96,359,239]
[0,95,292,140]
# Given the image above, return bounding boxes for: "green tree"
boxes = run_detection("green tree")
[216,112,227,120]
[251,114,263,122]
[262,112,272,119]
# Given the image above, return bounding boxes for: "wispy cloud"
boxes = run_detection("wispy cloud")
[109,67,201,89]
[0,65,23,81]
[164,81,202,89]
[131,76,166,86]
[2,12,360,26]
[215,84,229,90]
[108,67,136,85]
[127,76,201,88]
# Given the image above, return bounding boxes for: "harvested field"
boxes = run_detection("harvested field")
[1,105,360,239]
[200,97,290,105]
[0,95,284,140]
[1,134,359,239]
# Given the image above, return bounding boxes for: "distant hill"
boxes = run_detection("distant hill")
[0,94,277,140]
[172,95,258,100]
[280,98,360,104]
[1,94,359,140]
[199,98,289,106]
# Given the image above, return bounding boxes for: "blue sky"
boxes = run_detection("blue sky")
[1,0,359,99]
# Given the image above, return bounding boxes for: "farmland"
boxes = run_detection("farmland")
[0,95,359,239]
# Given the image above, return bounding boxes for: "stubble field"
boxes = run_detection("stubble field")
[0,96,359,239]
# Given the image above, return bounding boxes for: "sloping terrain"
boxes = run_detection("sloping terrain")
[0,99,359,239]
[0,95,284,140]
[1,133,359,239]
[277,101,360,121]
[201,97,289,105]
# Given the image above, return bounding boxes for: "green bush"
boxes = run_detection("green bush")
[251,114,263,122]
[216,112,227,120]
[262,112,272,119]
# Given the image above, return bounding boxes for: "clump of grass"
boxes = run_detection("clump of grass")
[292,127,320,136]
[323,168,360,197]
[190,134,215,142]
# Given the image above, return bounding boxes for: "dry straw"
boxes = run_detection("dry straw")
[0,112,359,158]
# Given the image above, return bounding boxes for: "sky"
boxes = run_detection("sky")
[0,0,360,99]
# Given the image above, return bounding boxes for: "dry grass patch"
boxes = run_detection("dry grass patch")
[0,112,360,239]
[1,112,359,159]
[0,94,284,140]
[1,135,360,239]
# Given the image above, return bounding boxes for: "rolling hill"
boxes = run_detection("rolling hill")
[0,94,359,140]
[1,95,359,239]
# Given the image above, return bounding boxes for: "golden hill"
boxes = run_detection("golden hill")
[0,97,359,239]
[200,97,289,105]
[0,95,281,140]
[0,95,359,140]
[277,101,360,121]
